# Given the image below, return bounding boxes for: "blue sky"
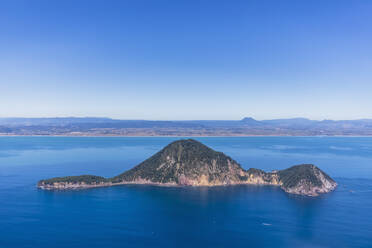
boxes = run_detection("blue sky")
[1,0,371,120]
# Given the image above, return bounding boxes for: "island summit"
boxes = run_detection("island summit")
[38,139,337,196]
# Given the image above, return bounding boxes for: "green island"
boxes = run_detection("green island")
[38,139,337,196]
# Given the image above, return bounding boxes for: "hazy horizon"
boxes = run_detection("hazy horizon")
[1,115,372,121]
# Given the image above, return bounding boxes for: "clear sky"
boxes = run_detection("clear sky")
[1,0,371,120]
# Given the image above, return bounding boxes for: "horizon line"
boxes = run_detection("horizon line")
[1,116,372,122]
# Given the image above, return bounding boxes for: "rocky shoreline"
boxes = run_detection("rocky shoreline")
[38,139,337,196]
[38,172,337,197]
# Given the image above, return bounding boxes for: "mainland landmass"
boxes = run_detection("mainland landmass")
[1,117,372,136]
[38,139,337,196]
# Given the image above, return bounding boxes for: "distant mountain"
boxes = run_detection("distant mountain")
[1,117,372,136]
[240,117,263,126]
[38,139,337,196]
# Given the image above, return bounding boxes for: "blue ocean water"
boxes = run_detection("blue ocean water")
[0,136,371,247]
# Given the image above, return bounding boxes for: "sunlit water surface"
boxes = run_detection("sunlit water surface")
[0,137,371,247]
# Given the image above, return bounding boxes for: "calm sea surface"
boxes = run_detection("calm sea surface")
[0,137,371,247]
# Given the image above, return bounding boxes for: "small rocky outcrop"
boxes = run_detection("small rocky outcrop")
[38,139,337,196]
[277,164,337,196]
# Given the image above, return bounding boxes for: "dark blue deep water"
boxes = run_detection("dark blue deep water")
[1,137,372,247]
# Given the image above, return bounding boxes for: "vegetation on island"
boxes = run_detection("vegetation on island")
[278,164,334,188]
[112,139,240,184]
[40,175,107,185]
[38,139,337,196]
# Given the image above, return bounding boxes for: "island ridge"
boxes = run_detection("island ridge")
[38,139,337,196]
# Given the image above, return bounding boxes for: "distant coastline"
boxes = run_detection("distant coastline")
[2,134,372,137]
[1,117,372,136]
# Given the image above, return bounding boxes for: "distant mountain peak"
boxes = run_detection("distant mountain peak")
[241,117,260,122]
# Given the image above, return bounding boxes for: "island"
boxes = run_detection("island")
[37,139,337,196]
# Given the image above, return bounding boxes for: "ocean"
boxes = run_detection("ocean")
[0,136,371,247]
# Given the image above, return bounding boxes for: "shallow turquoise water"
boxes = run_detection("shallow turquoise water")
[0,137,371,247]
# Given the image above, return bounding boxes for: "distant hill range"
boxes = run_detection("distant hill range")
[1,117,372,136]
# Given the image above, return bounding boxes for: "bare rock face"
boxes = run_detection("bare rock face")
[38,139,337,196]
